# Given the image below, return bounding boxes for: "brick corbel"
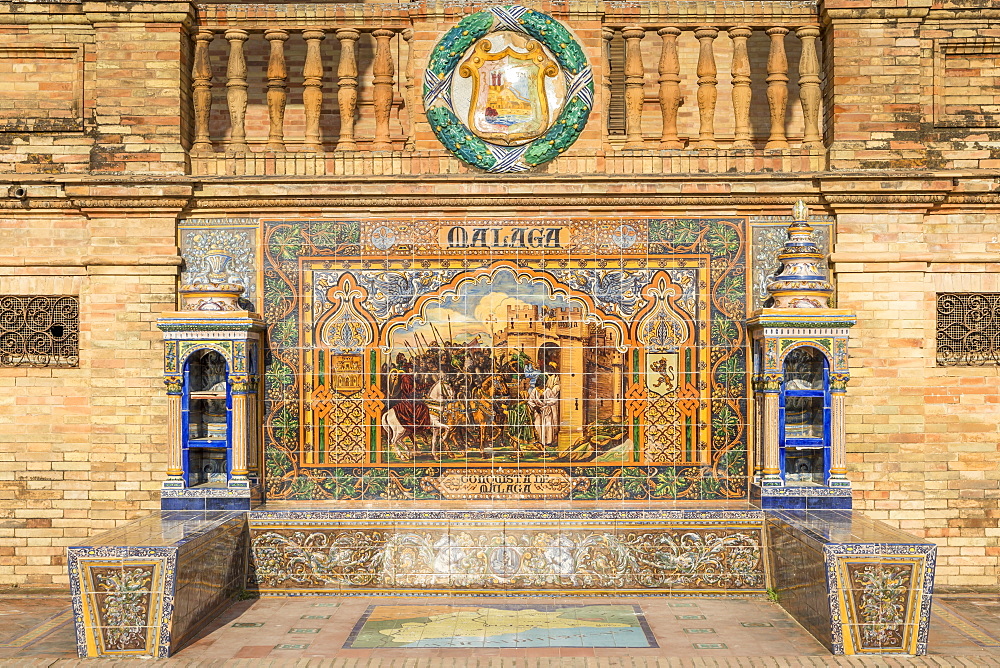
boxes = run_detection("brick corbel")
[819,178,953,214]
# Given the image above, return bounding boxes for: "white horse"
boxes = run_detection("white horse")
[381,378,455,461]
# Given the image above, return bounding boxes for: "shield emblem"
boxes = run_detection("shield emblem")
[459,37,560,146]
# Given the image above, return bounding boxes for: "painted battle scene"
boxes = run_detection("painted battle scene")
[222,217,751,501]
[380,269,628,465]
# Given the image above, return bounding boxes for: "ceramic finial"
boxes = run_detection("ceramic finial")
[766,204,832,309]
[793,199,808,222]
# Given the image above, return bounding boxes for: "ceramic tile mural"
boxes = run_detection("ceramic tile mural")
[246,509,766,595]
[253,217,749,502]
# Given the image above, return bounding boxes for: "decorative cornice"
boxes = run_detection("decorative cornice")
[196,195,824,209]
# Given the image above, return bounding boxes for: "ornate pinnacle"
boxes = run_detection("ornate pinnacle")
[766,201,833,308]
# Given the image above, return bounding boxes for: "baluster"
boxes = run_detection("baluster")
[729,26,753,149]
[302,29,326,152]
[265,29,289,151]
[622,26,645,149]
[335,28,360,151]
[372,28,396,151]
[224,29,249,153]
[765,27,790,149]
[797,25,823,148]
[694,26,718,150]
[657,27,682,149]
[191,30,214,153]
[402,27,415,150]
[602,26,614,140]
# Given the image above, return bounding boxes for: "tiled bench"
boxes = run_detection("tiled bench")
[247,508,769,595]
[767,510,936,655]
[67,510,248,658]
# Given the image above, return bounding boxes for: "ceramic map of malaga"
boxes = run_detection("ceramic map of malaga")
[345,605,657,648]
[424,5,593,172]
[258,217,749,502]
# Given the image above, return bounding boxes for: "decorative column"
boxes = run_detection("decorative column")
[622,26,645,149]
[829,375,850,487]
[761,387,782,486]
[229,379,250,488]
[402,27,416,150]
[729,26,754,149]
[191,30,214,153]
[602,26,614,141]
[225,29,250,152]
[164,379,184,488]
[265,29,289,151]
[372,28,396,151]
[796,25,823,149]
[302,28,326,152]
[335,28,360,151]
[765,27,790,149]
[694,26,719,149]
[657,27,682,149]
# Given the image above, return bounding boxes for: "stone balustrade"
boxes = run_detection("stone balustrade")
[603,23,823,152]
[191,25,412,158]
[187,1,825,176]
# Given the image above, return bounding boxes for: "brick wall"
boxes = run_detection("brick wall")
[1,0,999,589]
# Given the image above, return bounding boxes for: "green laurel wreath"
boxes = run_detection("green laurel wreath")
[423,6,593,172]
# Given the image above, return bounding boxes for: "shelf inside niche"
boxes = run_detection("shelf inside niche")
[190,391,226,399]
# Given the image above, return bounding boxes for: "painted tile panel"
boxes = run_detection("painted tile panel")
[252,217,750,502]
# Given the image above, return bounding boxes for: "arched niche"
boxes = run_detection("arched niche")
[183,348,232,487]
[779,345,830,486]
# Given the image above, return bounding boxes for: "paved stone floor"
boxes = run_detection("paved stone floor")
[1,590,999,666]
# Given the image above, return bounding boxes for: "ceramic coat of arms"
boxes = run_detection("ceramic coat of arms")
[424,5,594,172]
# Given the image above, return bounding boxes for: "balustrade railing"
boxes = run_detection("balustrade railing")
[187,2,825,175]
[602,22,823,151]
[190,25,412,159]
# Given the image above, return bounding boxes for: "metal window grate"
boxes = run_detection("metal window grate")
[936,292,1000,366]
[0,295,79,368]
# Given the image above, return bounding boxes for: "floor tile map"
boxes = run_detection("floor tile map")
[255,217,749,502]
[344,604,658,648]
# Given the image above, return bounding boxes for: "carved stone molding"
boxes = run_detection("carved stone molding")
[196,195,823,209]
[70,198,191,209]
[944,194,1000,205]
[823,194,948,205]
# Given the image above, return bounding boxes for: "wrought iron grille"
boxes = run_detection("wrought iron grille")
[0,295,79,368]
[936,292,1000,366]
